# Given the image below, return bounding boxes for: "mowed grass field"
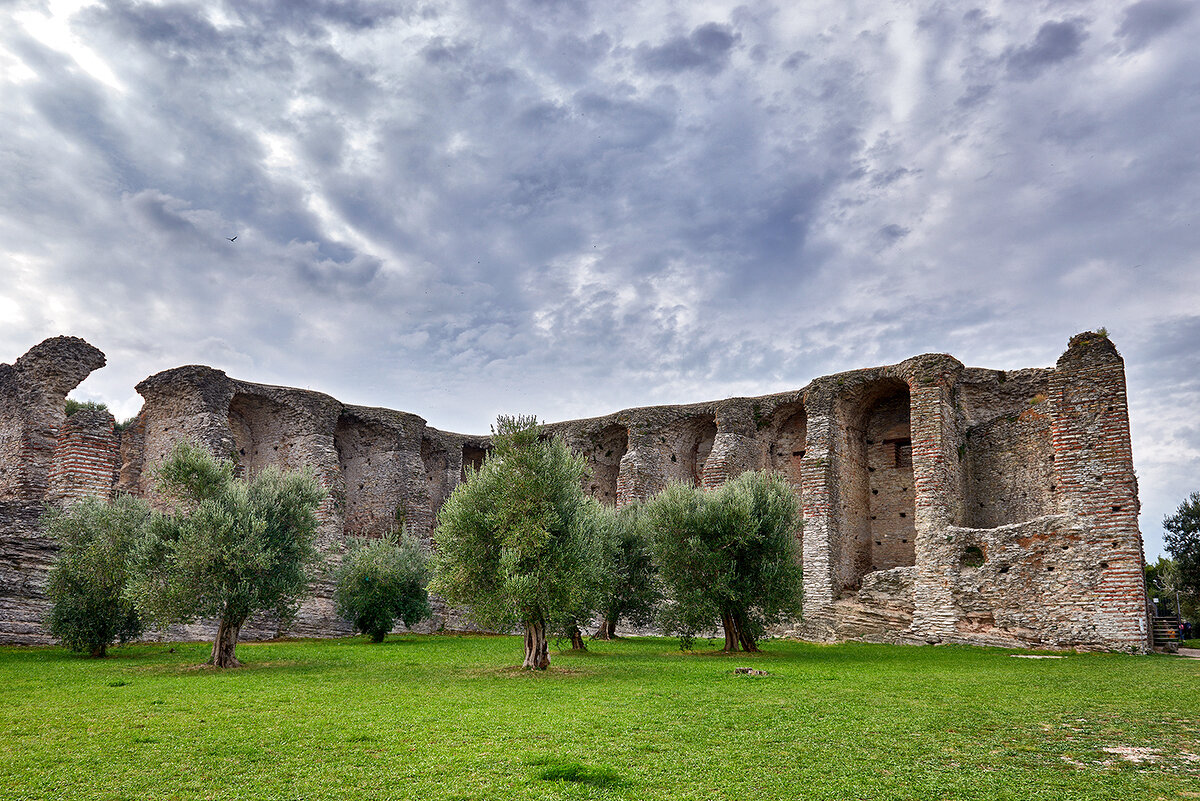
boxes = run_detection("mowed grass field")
[0,636,1196,800]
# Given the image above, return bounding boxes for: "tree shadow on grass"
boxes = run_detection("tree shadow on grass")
[523,753,624,789]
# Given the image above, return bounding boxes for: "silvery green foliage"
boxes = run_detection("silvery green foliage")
[43,495,149,657]
[646,470,802,650]
[430,415,603,636]
[594,501,661,634]
[333,530,431,642]
[129,442,325,635]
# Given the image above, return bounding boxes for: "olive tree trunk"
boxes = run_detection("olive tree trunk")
[90,644,107,658]
[569,625,587,651]
[720,609,759,653]
[523,620,550,670]
[736,611,760,653]
[209,617,244,668]
[593,616,617,640]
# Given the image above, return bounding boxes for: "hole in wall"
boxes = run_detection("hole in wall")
[961,546,985,568]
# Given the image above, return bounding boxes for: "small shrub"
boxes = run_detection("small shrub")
[334,529,431,642]
[43,495,149,657]
[64,398,109,416]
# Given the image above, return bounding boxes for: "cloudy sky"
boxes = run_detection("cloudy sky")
[2,0,1197,558]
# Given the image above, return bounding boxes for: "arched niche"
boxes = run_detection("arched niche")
[461,443,489,481]
[835,379,915,592]
[587,424,628,505]
[334,414,403,538]
[227,393,294,477]
[767,403,808,490]
[662,415,717,487]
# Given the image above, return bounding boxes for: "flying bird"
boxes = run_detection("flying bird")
[227,235,237,242]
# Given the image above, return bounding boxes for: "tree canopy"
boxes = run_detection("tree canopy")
[128,442,325,667]
[593,500,661,639]
[43,494,149,657]
[1163,492,1200,621]
[430,414,602,669]
[646,470,802,652]
[333,529,431,642]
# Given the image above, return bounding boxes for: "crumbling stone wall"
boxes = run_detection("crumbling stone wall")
[0,337,106,644]
[0,332,1151,651]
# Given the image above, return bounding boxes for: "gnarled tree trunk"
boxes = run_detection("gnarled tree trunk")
[720,609,759,652]
[593,616,617,640]
[721,610,739,652]
[569,625,586,651]
[735,611,760,653]
[90,644,107,658]
[523,620,550,670]
[209,617,243,668]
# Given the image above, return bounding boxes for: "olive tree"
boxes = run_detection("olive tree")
[128,442,325,668]
[646,470,802,652]
[430,414,602,670]
[593,501,661,640]
[43,495,149,657]
[333,530,431,642]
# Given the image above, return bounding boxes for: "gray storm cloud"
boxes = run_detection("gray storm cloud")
[0,0,1198,557]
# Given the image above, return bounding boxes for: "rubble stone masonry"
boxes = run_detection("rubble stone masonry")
[0,333,1151,651]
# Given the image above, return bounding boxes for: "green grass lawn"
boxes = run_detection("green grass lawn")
[1,636,1196,800]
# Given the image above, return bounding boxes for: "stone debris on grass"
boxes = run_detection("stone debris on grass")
[733,667,768,676]
[1102,746,1161,763]
[1010,654,1066,659]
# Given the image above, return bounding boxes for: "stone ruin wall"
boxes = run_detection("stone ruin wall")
[0,333,1151,651]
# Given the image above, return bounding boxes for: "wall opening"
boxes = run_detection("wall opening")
[864,387,915,574]
[836,379,914,593]
[663,415,717,487]
[768,404,807,491]
[228,393,294,478]
[334,414,401,538]
[588,424,627,505]
[461,443,488,481]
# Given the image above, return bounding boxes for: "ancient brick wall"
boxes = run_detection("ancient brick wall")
[1047,333,1148,649]
[0,338,108,644]
[0,333,1151,650]
[47,409,119,506]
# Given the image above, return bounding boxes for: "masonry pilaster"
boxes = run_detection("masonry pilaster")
[1050,332,1149,651]
[800,390,837,618]
[906,355,967,641]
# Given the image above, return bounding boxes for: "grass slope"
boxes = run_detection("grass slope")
[1,636,1196,800]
